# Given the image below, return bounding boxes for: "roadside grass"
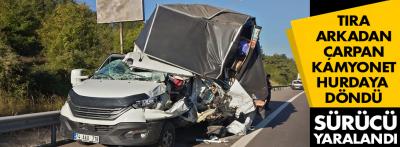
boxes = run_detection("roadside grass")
[0,94,65,116]
[0,125,64,147]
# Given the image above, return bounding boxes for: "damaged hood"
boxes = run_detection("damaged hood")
[69,79,165,108]
[124,51,193,76]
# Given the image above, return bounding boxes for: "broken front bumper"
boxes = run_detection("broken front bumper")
[60,116,164,146]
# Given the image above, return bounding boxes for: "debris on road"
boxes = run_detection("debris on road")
[195,137,229,144]
[207,125,227,138]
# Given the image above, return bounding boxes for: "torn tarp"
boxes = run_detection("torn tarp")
[236,44,268,99]
[136,4,251,78]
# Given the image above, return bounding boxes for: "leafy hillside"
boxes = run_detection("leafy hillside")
[0,0,143,115]
[263,54,298,85]
[0,0,297,115]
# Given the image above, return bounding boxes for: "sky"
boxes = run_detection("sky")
[77,0,309,58]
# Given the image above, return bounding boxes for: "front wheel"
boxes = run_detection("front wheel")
[157,121,175,147]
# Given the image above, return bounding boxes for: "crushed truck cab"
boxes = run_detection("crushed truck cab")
[60,4,268,147]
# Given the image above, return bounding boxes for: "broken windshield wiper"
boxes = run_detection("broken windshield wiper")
[127,72,147,78]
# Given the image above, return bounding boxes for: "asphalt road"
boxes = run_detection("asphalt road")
[59,88,308,147]
[241,90,309,147]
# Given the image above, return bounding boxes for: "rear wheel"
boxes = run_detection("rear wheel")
[157,121,175,147]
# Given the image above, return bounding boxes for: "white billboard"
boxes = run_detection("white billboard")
[96,0,144,23]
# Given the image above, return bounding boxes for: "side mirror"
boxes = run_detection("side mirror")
[71,69,88,87]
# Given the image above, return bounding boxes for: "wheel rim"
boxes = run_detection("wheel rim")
[161,129,173,147]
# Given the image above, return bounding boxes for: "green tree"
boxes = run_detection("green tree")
[0,0,145,114]
[263,54,298,85]
[97,22,144,55]
[0,39,25,98]
[0,0,66,98]
[112,22,144,53]
[0,0,62,56]
[38,2,99,71]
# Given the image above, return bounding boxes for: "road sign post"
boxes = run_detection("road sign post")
[96,0,144,53]
[120,22,123,53]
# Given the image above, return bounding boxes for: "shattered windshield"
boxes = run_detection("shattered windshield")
[92,59,165,81]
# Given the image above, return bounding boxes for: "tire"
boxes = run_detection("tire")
[77,141,95,145]
[157,121,175,147]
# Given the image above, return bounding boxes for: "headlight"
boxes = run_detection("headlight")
[132,96,158,108]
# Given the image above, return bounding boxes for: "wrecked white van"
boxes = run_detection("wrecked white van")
[60,4,268,147]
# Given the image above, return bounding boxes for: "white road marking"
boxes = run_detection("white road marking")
[231,91,305,147]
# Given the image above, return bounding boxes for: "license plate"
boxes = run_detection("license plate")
[73,132,100,143]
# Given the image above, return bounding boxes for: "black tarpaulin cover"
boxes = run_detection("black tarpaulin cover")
[136,4,268,99]
[136,4,250,78]
[237,43,268,99]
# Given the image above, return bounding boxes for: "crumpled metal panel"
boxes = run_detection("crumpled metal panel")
[228,80,256,117]
[96,0,143,23]
[123,52,193,76]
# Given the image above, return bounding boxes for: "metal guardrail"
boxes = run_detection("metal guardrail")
[0,86,289,146]
[0,111,60,145]
[272,85,289,91]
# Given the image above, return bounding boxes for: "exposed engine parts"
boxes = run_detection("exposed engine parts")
[124,72,255,135]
